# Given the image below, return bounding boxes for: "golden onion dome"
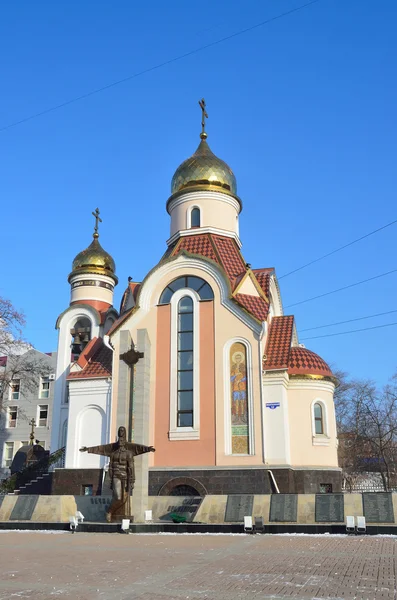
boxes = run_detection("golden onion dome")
[170,136,238,200]
[68,229,118,284]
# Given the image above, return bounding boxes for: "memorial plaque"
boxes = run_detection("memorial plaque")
[225,495,253,523]
[10,495,39,520]
[315,494,344,522]
[270,494,298,522]
[163,497,203,522]
[363,493,394,523]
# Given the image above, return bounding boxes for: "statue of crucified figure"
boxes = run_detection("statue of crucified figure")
[80,426,155,522]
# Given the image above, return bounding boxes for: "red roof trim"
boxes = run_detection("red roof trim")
[264,316,294,370]
[288,347,333,377]
[67,338,112,380]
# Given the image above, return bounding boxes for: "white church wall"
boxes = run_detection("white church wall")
[65,378,111,468]
[168,191,240,238]
[51,306,101,453]
[287,379,338,467]
[262,372,291,466]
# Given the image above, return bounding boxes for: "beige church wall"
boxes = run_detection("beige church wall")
[214,304,263,466]
[168,192,240,238]
[153,302,216,467]
[287,380,338,468]
[110,260,263,470]
[145,261,263,467]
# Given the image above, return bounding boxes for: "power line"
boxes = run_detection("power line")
[300,309,397,332]
[285,268,397,308]
[279,218,397,280]
[0,0,322,133]
[301,321,397,340]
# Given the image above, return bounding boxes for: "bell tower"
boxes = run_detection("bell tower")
[50,209,118,453]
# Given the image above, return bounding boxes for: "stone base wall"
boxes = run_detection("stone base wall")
[149,468,342,495]
[51,469,103,496]
[0,493,396,525]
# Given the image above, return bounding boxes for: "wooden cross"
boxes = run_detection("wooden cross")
[29,418,36,445]
[92,207,102,235]
[198,98,208,138]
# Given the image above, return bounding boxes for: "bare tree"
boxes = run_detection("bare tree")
[0,296,51,414]
[334,368,397,491]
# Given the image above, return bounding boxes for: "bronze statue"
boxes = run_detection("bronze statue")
[80,426,155,522]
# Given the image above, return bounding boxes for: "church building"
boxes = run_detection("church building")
[50,102,340,499]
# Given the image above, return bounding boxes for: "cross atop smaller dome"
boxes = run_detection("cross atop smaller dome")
[68,209,118,284]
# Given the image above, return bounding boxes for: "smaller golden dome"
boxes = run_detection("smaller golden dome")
[68,234,118,284]
[171,138,238,198]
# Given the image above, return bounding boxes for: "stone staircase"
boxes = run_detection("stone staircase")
[1,447,65,496]
[9,472,54,495]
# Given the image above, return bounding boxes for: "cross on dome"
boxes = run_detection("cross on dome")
[92,207,102,238]
[199,98,208,140]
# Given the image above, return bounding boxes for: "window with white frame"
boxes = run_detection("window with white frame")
[10,379,20,401]
[37,404,48,427]
[177,296,194,427]
[7,406,18,428]
[159,276,213,305]
[314,402,324,434]
[3,442,14,468]
[168,287,201,440]
[40,377,50,399]
[190,207,201,228]
[311,400,330,446]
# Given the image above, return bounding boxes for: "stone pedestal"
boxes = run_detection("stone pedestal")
[131,329,151,523]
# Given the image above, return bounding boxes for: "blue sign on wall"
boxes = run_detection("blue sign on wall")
[265,402,280,410]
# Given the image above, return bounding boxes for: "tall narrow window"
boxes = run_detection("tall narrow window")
[40,377,50,399]
[11,380,20,401]
[191,207,200,228]
[37,404,48,427]
[314,403,324,434]
[7,406,18,428]
[177,297,194,427]
[230,342,250,454]
[4,442,14,468]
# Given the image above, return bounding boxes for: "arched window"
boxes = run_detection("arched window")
[70,317,91,360]
[191,207,201,228]
[229,341,251,454]
[169,289,200,440]
[314,402,324,434]
[159,276,213,304]
[177,296,194,427]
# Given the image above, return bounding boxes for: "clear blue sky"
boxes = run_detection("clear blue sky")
[1,1,396,384]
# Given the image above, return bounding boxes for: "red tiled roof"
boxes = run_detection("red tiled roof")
[171,234,219,264]
[288,347,333,377]
[67,338,112,380]
[170,233,274,323]
[252,268,273,299]
[75,337,101,369]
[263,316,333,377]
[212,235,246,286]
[264,316,294,370]
[235,293,269,322]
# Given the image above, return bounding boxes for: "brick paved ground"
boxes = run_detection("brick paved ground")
[0,532,396,600]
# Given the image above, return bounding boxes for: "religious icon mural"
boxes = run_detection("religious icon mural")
[230,342,250,454]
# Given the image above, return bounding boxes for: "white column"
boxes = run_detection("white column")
[262,371,291,465]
